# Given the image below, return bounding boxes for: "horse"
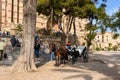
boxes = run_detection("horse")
[54,46,68,66]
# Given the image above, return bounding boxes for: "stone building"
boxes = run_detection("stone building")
[0,0,47,34]
[0,0,23,31]
[0,0,120,51]
[94,32,120,50]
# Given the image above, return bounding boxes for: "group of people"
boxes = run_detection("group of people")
[34,37,72,62]
[0,35,20,60]
[0,33,72,61]
[0,31,10,37]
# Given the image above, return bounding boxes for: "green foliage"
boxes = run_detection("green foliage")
[52,32,63,37]
[85,19,99,50]
[97,7,106,19]
[36,29,42,34]
[108,43,112,47]
[36,0,108,27]
[37,0,105,19]
[96,47,100,51]
[101,48,104,51]
[112,45,118,51]
[112,33,119,39]
[37,0,108,49]
[17,24,22,32]
[37,0,49,5]
[82,42,85,46]
[115,8,120,29]
[97,16,109,32]
[63,0,97,18]
[16,24,23,37]
[109,8,120,33]
[36,28,51,35]
[107,47,111,51]
[37,0,50,16]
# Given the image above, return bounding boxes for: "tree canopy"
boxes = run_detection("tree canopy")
[109,8,120,33]
[36,0,108,47]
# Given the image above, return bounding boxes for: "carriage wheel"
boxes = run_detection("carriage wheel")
[83,53,89,63]
[72,55,75,64]
[80,52,89,63]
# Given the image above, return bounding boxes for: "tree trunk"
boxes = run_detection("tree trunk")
[65,16,73,43]
[73,17,76,45]
[50,7,53,30]
[10,0,37,73]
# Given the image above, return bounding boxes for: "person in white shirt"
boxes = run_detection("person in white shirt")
[0,38,6,60]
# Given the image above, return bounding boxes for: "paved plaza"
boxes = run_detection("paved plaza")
[0,46,120,80]
[0,38,120,80]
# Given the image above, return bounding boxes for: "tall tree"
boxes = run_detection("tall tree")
[37,0,98,44]
[86,25,98,50]
[97,1,108,42]
[84,0,107,49]
[11,0,37,72]
[37,0,108,48]
[109,8,120,33]
[107,8,120,41]
[97,16,109,42]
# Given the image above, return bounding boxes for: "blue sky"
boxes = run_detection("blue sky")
[95,0,120,33]
[106,0,120,33]
[106,0,120,16]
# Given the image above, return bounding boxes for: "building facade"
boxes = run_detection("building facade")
[1,0,120,51]
[0,0,23,31]
[0,0,47,33]
[94,32,120,50]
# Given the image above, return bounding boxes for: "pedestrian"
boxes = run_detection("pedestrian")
[10,35,17,51]
[50,43,56,61]
[65,41,71,50]
[34,40,40,58]
[0,38,6,60]
[35,33,38,41]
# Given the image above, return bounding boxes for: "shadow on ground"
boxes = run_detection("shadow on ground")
[35,53,50,68]
[0,45,50,68]
[51,53,120,80]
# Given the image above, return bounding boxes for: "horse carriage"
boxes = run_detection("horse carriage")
[54,45,89,66]
[67,45,89,64]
